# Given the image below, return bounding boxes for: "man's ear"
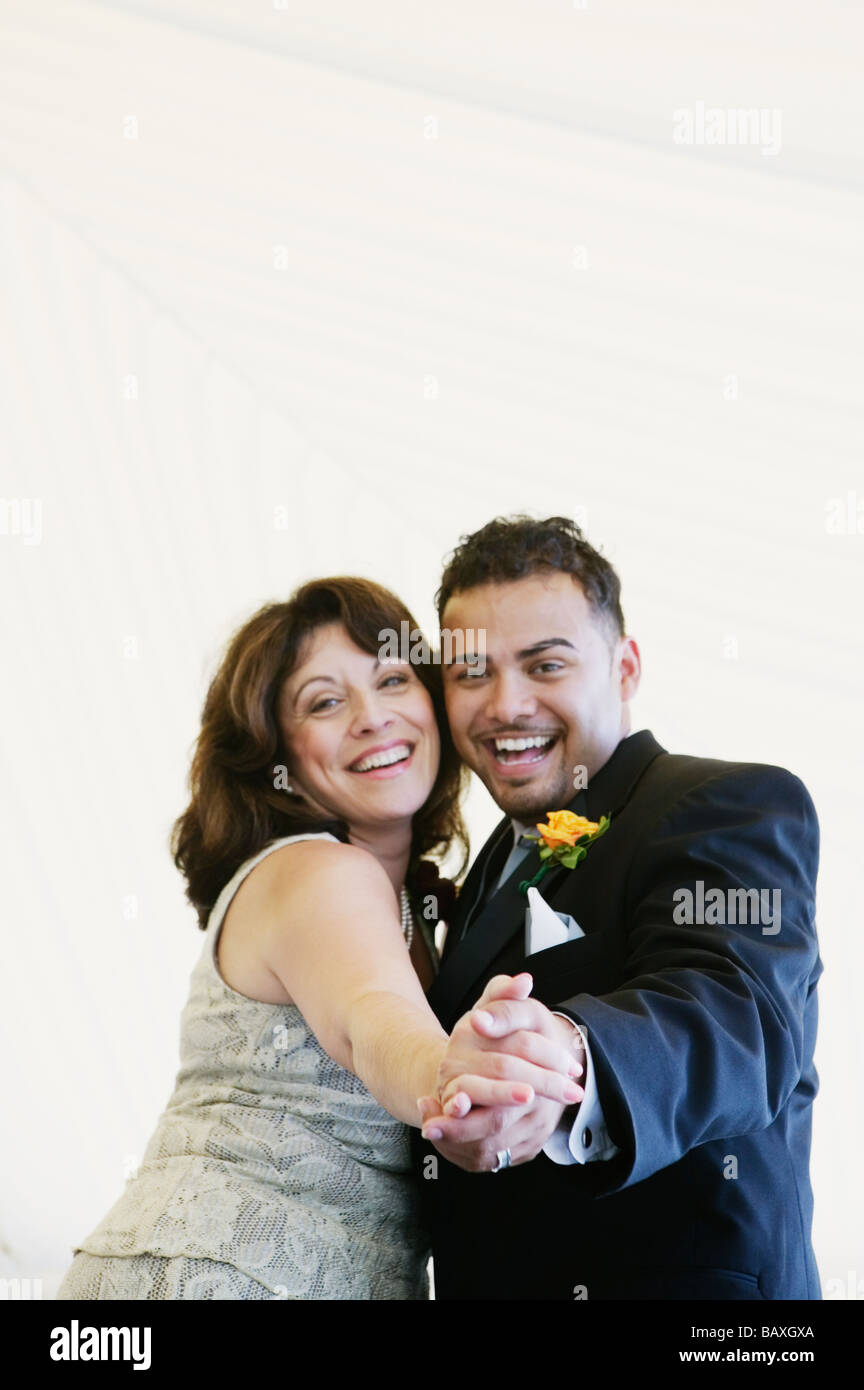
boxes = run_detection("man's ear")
[617,636,641,702]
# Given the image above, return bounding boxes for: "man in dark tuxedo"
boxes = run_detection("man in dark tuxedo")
[416,514,821,1300]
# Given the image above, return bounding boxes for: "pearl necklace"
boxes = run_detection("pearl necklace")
[399,886,414,950]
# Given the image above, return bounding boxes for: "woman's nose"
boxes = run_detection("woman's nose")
[349,690,395,735]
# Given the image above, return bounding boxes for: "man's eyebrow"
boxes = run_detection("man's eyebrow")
[444,638,576,668]
[516,638,577,660]
[292,658,383,702]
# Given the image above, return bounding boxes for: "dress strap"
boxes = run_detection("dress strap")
[205,832,341,939]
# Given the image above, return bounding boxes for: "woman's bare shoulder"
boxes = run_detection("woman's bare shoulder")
[242,840,394,933]
[217,839,390,1004]
[254,837,388,894]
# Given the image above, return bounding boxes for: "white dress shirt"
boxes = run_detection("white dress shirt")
[494,821,619,1165]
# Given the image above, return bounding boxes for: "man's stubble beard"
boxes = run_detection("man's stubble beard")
[485,766,577,825]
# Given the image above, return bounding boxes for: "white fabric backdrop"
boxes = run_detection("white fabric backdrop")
[0,0,861,1296]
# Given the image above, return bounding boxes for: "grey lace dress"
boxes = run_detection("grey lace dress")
[56,833,433,1300]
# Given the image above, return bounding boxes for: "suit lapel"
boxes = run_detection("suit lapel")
[427,835,540,1020]
[534,729,667,914]
[427,729,667,1022]
[439,818,512,968]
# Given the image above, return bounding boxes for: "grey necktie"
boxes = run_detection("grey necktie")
[494,830,537,892]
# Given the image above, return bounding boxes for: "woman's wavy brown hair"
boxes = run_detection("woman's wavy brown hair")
[171,576,469,928]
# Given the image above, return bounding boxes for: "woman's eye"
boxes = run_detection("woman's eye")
[310,696,340,712]
[310,676,406,712]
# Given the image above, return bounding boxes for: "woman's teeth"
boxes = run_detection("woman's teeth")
[351,744,413,773]
[492,735,556,764]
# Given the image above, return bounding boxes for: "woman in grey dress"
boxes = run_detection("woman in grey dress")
[57,576,581,1300]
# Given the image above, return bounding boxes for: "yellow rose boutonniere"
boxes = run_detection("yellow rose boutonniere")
[518,809,611,894]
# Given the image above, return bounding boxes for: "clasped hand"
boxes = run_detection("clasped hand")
[418,974,587,1172]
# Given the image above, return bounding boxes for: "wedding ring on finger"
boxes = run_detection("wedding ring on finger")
[491,1148,512,1173]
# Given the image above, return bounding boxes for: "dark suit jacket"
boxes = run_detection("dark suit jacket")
[417,730,822,1300]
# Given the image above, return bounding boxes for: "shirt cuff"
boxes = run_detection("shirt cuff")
[542,1014,620,1166]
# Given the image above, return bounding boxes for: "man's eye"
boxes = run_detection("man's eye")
[455,668,487,681]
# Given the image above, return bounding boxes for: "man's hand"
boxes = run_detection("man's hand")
[418,975,587,1172]
[434,973,584,1115]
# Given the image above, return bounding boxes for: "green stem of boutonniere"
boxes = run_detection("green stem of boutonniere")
[518,814,612,896]
[517,861,554,893]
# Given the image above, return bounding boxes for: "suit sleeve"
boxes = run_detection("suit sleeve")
[553,765,820,1193]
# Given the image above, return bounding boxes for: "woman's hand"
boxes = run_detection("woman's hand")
[433,973,585,1117]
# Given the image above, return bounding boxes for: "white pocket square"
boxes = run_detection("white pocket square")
[525,886,585,956]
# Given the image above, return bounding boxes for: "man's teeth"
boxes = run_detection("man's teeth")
[352,744,412,772]
[494,735,554,752]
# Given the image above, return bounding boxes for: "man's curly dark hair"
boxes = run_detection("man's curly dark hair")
[435,514,625,642]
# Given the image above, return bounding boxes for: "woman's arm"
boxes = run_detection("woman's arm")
[256,840,580,1126]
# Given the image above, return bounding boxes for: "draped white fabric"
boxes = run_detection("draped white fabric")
[1,0,861,1294]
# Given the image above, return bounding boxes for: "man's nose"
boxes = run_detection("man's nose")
[481,671,537,727]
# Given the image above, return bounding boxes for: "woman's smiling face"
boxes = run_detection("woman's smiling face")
[277,622,441,834]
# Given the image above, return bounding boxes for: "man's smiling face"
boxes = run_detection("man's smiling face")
[441,571,641,823]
